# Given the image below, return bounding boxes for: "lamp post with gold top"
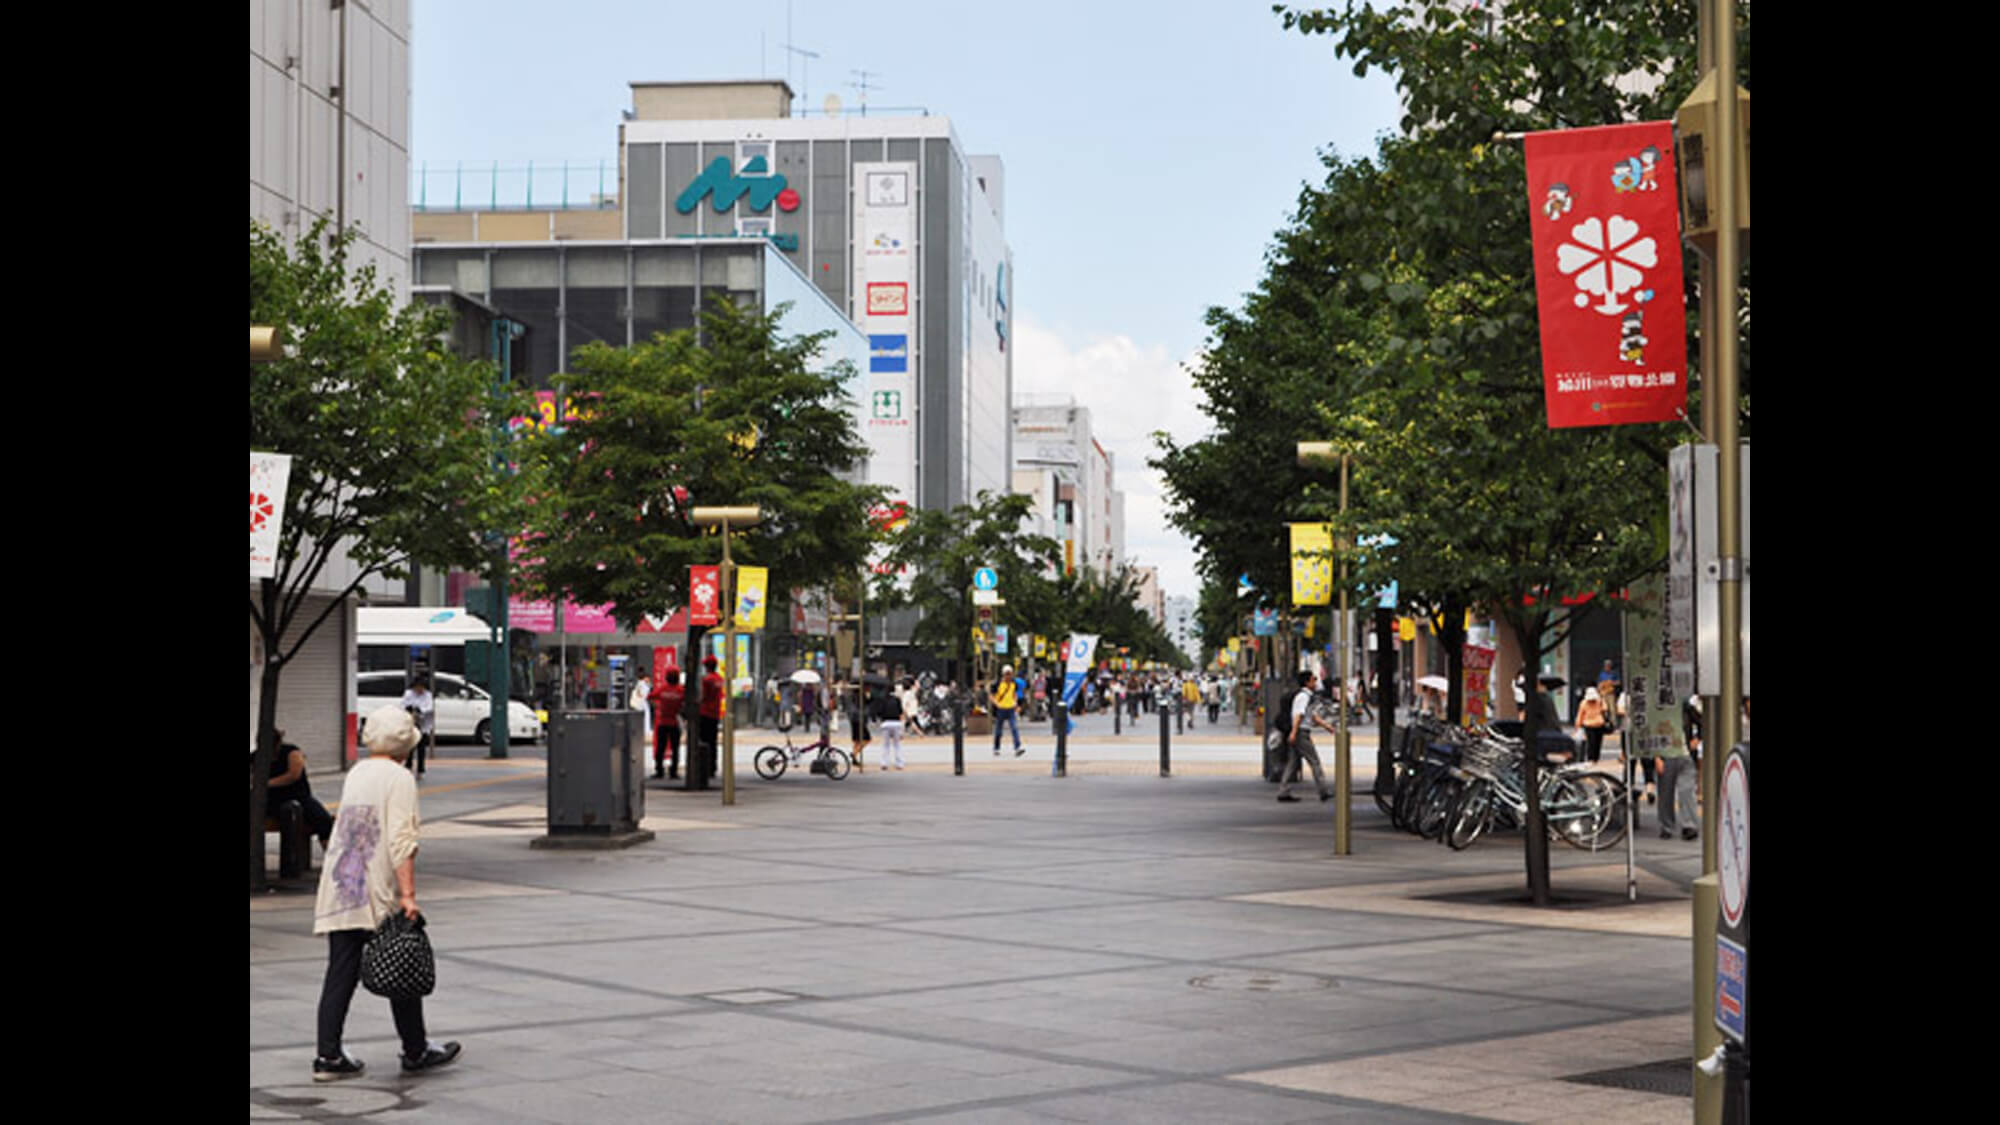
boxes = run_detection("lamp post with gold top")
[690,506,761,806]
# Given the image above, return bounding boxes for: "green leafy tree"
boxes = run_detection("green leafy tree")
[1273,1,1752,903]
[867,491,1060,688]
[517,295,885,632]
[1045,565,1187,669]
[249,218,529,890]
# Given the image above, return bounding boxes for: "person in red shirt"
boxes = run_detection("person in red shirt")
[647,668,685,780]
[699,655,725,781]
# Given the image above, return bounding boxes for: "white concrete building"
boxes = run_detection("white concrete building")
[1011,395,1126,581]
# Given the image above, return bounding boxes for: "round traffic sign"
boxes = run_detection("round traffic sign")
[974,567,998,591]
[1718,750,1749,928]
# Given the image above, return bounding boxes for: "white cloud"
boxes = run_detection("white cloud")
[1014,313,1212,600]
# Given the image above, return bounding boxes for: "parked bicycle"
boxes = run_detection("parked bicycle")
[752,727,851,781]
[1443,728,1628,852]
[1376,716,1626,851]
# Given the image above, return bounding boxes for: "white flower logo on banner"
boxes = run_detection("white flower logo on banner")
[1555,215,1657,316]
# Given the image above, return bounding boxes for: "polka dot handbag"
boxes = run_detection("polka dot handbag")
[360,911,436,1000]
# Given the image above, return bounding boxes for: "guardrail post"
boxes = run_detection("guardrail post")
[1054,701,1068,778]
[952,698,964,777]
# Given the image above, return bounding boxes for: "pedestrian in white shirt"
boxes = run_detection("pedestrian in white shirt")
[397,675,435,776]
[629,672,653,746]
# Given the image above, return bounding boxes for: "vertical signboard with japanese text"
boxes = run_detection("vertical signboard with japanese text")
[1525,122,1687,428]
[1623,571,1683,757]
[854,162,919,515]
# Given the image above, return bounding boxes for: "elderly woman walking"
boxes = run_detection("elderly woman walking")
[310,704,461,1082]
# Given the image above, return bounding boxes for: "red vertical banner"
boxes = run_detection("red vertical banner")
[688,566,721,626]
[1525,122,1687,428]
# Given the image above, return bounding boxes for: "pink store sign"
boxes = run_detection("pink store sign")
[508,597,622,634]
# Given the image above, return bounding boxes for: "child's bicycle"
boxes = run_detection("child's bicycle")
[752,728,851,781]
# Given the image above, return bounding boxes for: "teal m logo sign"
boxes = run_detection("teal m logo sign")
[676,155,800,214]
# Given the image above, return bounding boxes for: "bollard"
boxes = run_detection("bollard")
[952,699,964,776]
[1054,701,1068,777]
[1159,701,1172,777]
[1175,698,1184,735]
[1114,700,1121,735]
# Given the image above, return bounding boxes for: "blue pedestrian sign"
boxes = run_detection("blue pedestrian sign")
[973,567,998,591]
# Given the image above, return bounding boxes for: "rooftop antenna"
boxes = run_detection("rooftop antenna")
[784,42,820,113]
[783,1,819,115]
[849,69,884,116]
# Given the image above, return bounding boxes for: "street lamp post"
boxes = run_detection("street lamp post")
[1299,442,1352,856]
[690,506,761,806]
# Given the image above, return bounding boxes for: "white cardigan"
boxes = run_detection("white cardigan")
[313,757,421,934]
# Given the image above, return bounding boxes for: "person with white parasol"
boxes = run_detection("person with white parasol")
[1415,674,1450,719]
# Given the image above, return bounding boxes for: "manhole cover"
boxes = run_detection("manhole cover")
[250,1085,406,1119]
[1562,1058,1693,1097]
[1189,971,1338,994]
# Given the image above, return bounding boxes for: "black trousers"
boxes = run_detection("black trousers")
[1582,725,1606,763]
[699,716,720,778]
[272,794,335,847]
[655,723,681,774]
[317,928,427,1060]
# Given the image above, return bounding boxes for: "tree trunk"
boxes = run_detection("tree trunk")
[1511,617,1552,907]
[1441,596,1467,724]
[250,643,284,891]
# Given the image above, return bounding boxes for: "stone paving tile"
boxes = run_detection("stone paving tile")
[255,756,1717,1122]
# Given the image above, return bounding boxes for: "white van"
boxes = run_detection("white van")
[355,607,542,743]
[357,606,494,676]
[356,670,542,744]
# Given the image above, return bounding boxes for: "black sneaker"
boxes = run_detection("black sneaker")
[402,1040,462,1074]
[1660,828,1673,839]
[1014,747,1025,757]
[313,1053,365,1082]
[1277,793,1301,803]
[1682,828,1699,841]
[1318,790,1334,802]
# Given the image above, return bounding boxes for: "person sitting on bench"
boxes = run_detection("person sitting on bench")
[268,731,335,854]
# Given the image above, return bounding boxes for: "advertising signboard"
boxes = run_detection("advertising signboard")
[1524,122,1688,428]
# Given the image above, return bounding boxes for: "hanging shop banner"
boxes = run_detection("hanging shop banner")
[1524,121,1687,429]
[1061,634,1099,711]
[1462,641,1497,727]
[1252,609,1278,637]
[733,566,769,630]
[1289,522,1334,607]
[250,451,293,579]
[688,566,721,626]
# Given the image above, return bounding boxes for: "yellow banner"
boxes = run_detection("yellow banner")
[1289,522,1334,607]
[733,566,769,630]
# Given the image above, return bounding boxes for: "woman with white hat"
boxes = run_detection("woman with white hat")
[310,704,460,1082]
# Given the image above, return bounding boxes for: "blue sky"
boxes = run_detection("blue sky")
[412,0,1403,605]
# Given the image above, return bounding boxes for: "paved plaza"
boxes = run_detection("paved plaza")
[251,710,1704,1122]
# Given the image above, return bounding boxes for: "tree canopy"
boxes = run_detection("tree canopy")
[516,295,886,634]
[249,217,529,887]
[867,490,1060,684]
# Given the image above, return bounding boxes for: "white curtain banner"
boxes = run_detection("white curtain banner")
[250,451,293,579]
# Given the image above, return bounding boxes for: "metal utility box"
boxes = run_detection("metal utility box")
[545,710,646,836]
